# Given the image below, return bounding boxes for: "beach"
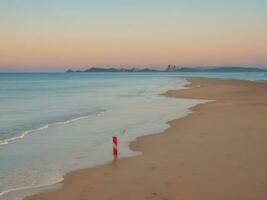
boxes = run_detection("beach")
[23,78,267,200]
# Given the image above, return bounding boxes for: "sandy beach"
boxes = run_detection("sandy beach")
[25,78,267,200]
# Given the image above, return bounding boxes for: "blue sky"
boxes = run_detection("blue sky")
[0,0,266,71]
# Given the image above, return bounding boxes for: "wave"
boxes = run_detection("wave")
[0,125,49,145]
[0,177,64,197]
[0,110,107,146]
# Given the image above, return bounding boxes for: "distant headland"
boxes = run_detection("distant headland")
[67,67,161,73]
[67,65,267,73]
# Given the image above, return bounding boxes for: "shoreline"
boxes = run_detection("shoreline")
[0,77,197,200]
[1,77,198,200]
[25,77,267,200]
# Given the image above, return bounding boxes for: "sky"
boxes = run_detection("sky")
[0,0,267,71]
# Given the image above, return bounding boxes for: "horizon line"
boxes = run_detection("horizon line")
[1,65,267,73]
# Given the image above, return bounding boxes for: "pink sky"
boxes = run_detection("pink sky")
[1,0,266,71]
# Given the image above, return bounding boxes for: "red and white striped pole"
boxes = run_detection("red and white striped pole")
[113,136,118,155]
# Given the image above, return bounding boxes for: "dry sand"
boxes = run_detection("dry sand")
[25,78,267,200]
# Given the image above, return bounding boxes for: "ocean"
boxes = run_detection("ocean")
[0,72,266,200]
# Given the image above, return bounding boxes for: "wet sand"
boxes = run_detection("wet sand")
[25,78,267,200]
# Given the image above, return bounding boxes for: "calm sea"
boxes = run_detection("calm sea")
[0,72,266,200]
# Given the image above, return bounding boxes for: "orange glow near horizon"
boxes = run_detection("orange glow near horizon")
[0,1,267,71]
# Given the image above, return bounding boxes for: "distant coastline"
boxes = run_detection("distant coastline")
[66,66,267,73]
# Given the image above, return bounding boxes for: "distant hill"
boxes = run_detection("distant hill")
[67,67,162,72]
[67,66,267,73]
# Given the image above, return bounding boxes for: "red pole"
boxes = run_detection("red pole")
[113,136,118,155]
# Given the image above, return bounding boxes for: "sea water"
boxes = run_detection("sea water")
[0,72,266,200]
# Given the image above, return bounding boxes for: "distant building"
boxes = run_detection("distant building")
[166,65,177,72]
